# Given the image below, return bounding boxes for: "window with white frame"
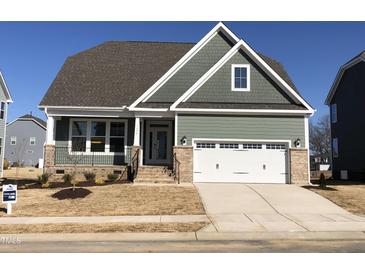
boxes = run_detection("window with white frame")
[10,136,16,145]
[90,121,106,152]
[109,122,125,153]
[332,138,339,158]
[71,121,87,152]
[331,104,337,123]
[70,119,126,153]
[232,64,250,91]
[30,137,36,146]
[0,102,5,119]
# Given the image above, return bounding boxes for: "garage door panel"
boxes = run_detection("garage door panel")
[193,141,288,184]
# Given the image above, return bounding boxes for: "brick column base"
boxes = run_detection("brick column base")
[173,146,193,183]
[289,148,309,185]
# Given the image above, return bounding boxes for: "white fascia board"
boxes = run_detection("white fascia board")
[325,57,364,105]
[128,22,239,109]
[38,105,126,110]
[0,71,13,103]
[171,39,315,114]
[128,107,169,112]
[174,108,312,115]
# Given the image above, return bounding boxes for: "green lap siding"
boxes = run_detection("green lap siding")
[177,114,305,146]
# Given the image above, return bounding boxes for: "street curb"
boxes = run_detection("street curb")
[2,231,365,242]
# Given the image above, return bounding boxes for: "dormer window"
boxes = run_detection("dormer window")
[231,64,250,92]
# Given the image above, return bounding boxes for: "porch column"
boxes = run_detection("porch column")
[133,117,140,146]
[46,116,55,145]
[44,115,56,172]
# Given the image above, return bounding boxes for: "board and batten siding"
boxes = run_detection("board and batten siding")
[147,31,234,103]
[177,114,305,147]
[54,117,135,165]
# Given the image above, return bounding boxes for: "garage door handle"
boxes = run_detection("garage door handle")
[194,171,202,174]
[233,172,249,174]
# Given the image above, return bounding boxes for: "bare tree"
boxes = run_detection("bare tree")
[65,141,85,191]
[309,114,331,162]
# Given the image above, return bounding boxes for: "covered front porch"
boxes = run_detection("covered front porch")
[43,110,185,182]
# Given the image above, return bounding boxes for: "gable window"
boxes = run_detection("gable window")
[71,121,87,152]
[0,102,5,119]
[331,104,337,123]
[10,136,16,145]
[232,64,250,91]
[30,137,36,146]
[332,138,339,158]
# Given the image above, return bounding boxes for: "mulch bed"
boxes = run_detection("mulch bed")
[303,185,338,191]
[51,188,92,200]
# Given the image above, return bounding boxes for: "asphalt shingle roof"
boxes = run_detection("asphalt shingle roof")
[40,41,300,108]
[19,114,47,128]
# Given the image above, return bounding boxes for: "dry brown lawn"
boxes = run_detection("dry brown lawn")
[304,184,365,215]
[0,222,208,233]
[0,184,205,217]
[3,167,42,179]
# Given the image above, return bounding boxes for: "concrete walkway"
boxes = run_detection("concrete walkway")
[0,215,209,224]
[195,183,365,232]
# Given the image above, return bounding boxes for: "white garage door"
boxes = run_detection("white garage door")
[193,141,289,184]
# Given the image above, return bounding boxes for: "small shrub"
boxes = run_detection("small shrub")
[38,173,51,188]
[319,173,326,188]
[62,173,75,185]
[95,178,105,185]
[83,171,96,183]
[12,162,20,167]
[3,159,9,170]
[107,173,119,182]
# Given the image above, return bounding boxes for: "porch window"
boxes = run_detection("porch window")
[71,121,87,152]
[110,122,125,153]
[70,119,127,154]
[91,121,106,152]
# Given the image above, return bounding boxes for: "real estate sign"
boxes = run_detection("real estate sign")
[2,184,17,214]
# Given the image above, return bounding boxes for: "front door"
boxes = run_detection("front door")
[145,121,172,165]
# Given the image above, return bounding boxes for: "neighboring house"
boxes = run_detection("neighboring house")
[0,71,13,177]
[39,22,314,184]
[5,114,46,167]
[325,51,365,180]
[310,154,330,171]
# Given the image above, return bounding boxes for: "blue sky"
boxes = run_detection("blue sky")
[0,21,364,123]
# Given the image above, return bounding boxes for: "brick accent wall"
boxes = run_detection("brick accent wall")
[45,165,128,182]
[173,146,193,183]
[44,145,55,168]
[289,148,309,185]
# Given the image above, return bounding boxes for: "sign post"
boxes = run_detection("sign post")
[2,184,17,215]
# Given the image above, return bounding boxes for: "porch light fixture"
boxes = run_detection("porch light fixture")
[294,138,301,148]
[180,136,187,146]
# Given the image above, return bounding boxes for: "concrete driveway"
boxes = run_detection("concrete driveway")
[195,183,365,232]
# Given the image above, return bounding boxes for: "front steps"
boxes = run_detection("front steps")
[133,166,176,184]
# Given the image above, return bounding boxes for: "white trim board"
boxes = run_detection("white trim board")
[0,71,13,103]
[174,108,313,115]
[128,22,240,109]
[325,56,364,105]
[171,39,315,113]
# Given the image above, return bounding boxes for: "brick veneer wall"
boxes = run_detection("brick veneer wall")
[44,165,129,182]
[44,145,55,168]
[289,148,309,185]
[173,146,193,183]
